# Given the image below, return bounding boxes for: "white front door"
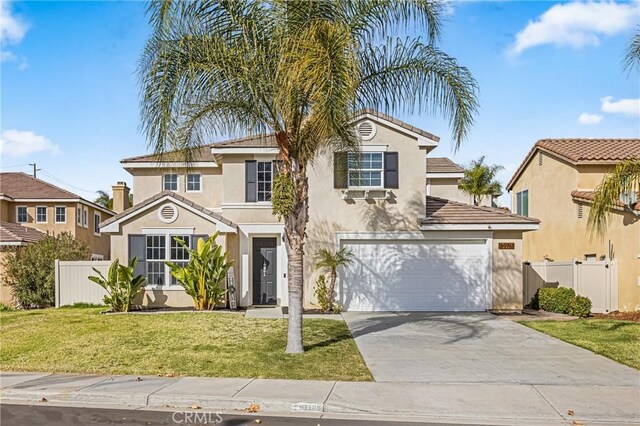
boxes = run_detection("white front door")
[340,239,490,311]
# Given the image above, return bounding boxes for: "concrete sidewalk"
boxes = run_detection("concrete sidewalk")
[2,372,638,425]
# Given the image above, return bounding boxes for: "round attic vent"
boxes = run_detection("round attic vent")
[158,204,178,223]
[357,120,376,140]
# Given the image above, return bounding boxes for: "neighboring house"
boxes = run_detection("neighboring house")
[0,172,114,259]
[426,157,500,207]
[102,111,539,312]
[506,139,640,311]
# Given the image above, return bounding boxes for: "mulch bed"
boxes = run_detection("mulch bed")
[592,311,640,322]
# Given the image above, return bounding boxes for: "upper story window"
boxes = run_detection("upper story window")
[77,204,82,225]
[516,190,529,216]
[36,206,47,223]
[17,206,28,223]
[94,213,101,235]
[348,152,384,188]
[257,161,272,202]
[163,174,178,191]
[83,206,89,228]
[186,174,201,192]
[245,160,274,202]
[55,206,66,223]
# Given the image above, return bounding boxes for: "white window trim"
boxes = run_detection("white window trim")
[94,212,101,236]
[186,173,202,193]
[35,206,47,223]
[516,189,529,216]
[16,205,28,223]
[144,233,192,290]
[348,152,385,189]
[256,161,273,202]
[83,206,89,228]
[163,173,179,192]
[55,206,67,224]
[77,204,82,225]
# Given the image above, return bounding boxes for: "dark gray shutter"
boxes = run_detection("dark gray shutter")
[333,152,348,189]
[245,160,257,202]
[384,152,399,189]
[190,234,208,249]
[128,234,146,277]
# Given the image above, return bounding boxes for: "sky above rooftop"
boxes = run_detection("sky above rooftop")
[1,0,639,207]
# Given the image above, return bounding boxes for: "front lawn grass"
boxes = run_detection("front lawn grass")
[520,319,640,370]
[0,308,372,381]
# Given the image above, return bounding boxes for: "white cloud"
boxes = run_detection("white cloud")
[601,96,640,117]
[0,50,15,62]
[0,130,60,158]
[511,1,639,55]
[578,112,603,125]
[0,1,29,44]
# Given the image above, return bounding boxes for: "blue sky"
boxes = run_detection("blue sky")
[1,0,639,207]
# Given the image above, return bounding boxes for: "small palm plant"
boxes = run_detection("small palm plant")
[166,232,233,310]
[314,247,354,313]
[458,156,504,206]
[89,258,146,312]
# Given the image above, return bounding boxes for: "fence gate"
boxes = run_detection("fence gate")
[523,259,618,313]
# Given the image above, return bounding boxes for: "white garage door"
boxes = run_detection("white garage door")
[340,239,490,312]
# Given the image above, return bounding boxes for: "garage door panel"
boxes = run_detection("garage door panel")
[340,240,488,312]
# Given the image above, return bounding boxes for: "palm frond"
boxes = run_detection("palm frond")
[623,28,640,72]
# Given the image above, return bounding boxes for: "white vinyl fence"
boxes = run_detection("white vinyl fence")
[523,259,618,313]
[55,260,109,307]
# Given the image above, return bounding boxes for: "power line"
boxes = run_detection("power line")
[38,169,98,195]
[0,163,31,170]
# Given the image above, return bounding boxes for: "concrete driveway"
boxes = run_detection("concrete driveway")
[342,312,640,385]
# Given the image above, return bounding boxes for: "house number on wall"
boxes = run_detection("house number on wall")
[498,242,515,250]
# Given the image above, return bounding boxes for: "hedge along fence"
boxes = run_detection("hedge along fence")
[55,260,110,307]
[535,287,592,318]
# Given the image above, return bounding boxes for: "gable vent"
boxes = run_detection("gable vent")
[577,204,583,219]
[538,152,543,166]
[357,121,376,140]
[158,204,178,223]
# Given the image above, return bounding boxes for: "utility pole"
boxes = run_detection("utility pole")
[28,163,40,178]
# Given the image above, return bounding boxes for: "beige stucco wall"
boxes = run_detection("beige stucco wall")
[0,201,111,258]
[511,151,639,310]
[0,250,16,306]
[492,231,524,311]
[130,166,223,209]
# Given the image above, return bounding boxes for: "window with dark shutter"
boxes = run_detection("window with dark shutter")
[245,160,257,202]
[384,152,399,189]
[128,234,146,278]
[334,152,348,188]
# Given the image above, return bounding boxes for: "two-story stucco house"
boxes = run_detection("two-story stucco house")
[102,111,539,312]
[506,139,640,311]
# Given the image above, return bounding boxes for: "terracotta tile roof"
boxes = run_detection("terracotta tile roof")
[121,145,218,163]
[507,139,640,190]
[571,190,639,211]
[214,134,278,148]
[426,157,464,174]
[101,191,238,229]
[1,172,79,199]
[421,196,540,225]
[0,222,46,245]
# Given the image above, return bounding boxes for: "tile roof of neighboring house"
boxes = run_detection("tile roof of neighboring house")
[426,157,464,174]
[571,190,639,212]
[421,196,540,225]
[0,221,47,245]
[507,139,640,190]
[0,173,115,215]
[100,191,238,229]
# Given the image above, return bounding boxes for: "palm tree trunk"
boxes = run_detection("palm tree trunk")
[284,159,309,354]
[327,270,336,312]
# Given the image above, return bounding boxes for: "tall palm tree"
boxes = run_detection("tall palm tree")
[94,190,113,210]
[315,247,353,313]
[458,156,503,206]
[588,159,640,236]
[139,0,478,353]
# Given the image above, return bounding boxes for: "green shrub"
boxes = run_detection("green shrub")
[166,233,232,310]
[568,296,592,318]
[0,303,15,312]
[537,287,576,313]
[314,274,330,312]
[59,302,106,309]
[89,258,146,312]
[3,233,90,308]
